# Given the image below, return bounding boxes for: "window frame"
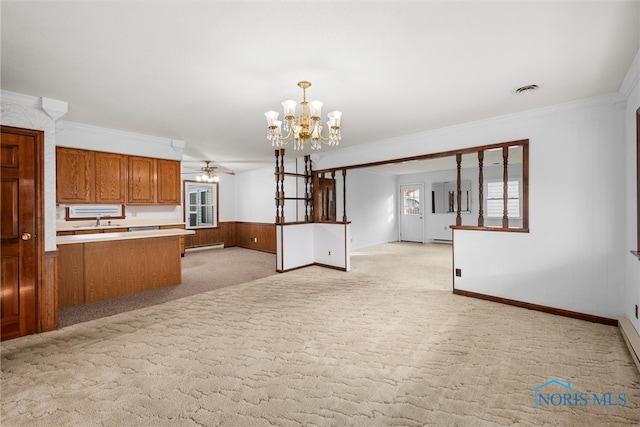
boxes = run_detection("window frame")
[183,180,219,229]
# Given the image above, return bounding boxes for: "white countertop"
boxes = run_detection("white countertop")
[56,229,195,245]
[57,220,186,232]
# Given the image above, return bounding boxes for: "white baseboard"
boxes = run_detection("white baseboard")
[619,318,640,374]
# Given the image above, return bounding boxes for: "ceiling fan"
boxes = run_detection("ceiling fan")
[182,161,234,183]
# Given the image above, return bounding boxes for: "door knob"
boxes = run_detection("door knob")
[21,232,32,241]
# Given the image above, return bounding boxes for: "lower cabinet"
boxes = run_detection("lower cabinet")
[58,236,182,308]
[159,224,186,256]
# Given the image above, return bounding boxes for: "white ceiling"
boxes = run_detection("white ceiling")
[1,1,638,173]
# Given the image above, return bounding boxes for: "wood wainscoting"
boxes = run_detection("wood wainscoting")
[40,251,59,332]
[236,222,276,253]
[185,221,276,254]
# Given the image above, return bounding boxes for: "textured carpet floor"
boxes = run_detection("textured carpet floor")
[2,245,639,426]
[58,246,277,327]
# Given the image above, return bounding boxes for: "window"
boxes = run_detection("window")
[403,188,420,215]
[184,181,218,229]
[486,180,520,218]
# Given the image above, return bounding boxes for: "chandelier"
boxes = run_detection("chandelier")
[264,81,342,150]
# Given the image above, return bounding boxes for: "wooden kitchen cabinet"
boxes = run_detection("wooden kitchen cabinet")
[127,156,156,204]
[57,148,126,204]
[56,147,94,203]
[157,159,181,205]
[160,224,186,255]
[94,151,126,203]
[56,148,181,206]
[128,157,181,205]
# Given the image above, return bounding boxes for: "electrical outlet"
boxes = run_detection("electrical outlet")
[328,251,331,256]
[132,211,137,217]
[444,225,448,230]
[251,237,257,243]
[455,268,462,277]
[635,304,638,319]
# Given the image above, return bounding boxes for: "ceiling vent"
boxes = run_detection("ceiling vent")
[515,84,539,94]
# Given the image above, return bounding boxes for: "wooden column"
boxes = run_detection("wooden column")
[304,155,313,222]
[456,153,462,226]
[477,150,484,227]
[274,149,285,224]
[342,169,348,222]
[502,146,509,228]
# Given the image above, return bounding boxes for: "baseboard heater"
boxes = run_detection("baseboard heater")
[185,243,224,253]
[619,318,640,374]
[432,239,453,245]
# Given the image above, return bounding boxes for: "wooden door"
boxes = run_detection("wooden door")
[95,151,126,203]
[127,156,156,204]
[56,147,94,203]
[157,159,180,205]
[1,127,39,340]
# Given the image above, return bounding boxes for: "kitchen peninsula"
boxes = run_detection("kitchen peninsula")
[57,227,194,308]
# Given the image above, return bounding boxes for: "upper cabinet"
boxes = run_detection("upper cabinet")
[127,157,181,205]
[56,148,181,206]
[127,156,156,204]
[156,159,181,205]
[94,152,126,204]
[56,148,94,203]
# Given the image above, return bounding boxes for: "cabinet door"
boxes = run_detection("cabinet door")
[128,156,156,204]
[94,152,126,204]
[56,147,94,203]
[157,159,181,205]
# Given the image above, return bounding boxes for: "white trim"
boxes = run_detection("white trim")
[619,48,640,99]
[1,90,41,108]
[61,121,178,147]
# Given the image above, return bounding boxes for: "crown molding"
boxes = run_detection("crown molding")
[619,48,640,99]
[0,90,40,108]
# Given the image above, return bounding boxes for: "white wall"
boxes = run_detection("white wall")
[276,223,350,271]
[345,169,398,250]
[56,121,184,161]
[621,49,640,333]
[217,173,236,222]
[315,93,628,319]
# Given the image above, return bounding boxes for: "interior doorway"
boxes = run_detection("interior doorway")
[1,126,43,341]
[399,184,424,243]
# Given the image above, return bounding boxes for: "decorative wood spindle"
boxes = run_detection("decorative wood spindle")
[456,153,462,226]
[274,149,286,224]
[502,146,509,228]
[478,150,484,227]
[304,155,313,222]
[342,169,347,223]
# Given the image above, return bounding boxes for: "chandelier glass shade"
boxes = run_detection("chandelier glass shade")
[264,81,342,150]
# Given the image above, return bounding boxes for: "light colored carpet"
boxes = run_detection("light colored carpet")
[58,247,277,327]
[351,242,452,290]
[2,245,639,426]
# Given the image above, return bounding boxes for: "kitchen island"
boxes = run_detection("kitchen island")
[57,229,194,308]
